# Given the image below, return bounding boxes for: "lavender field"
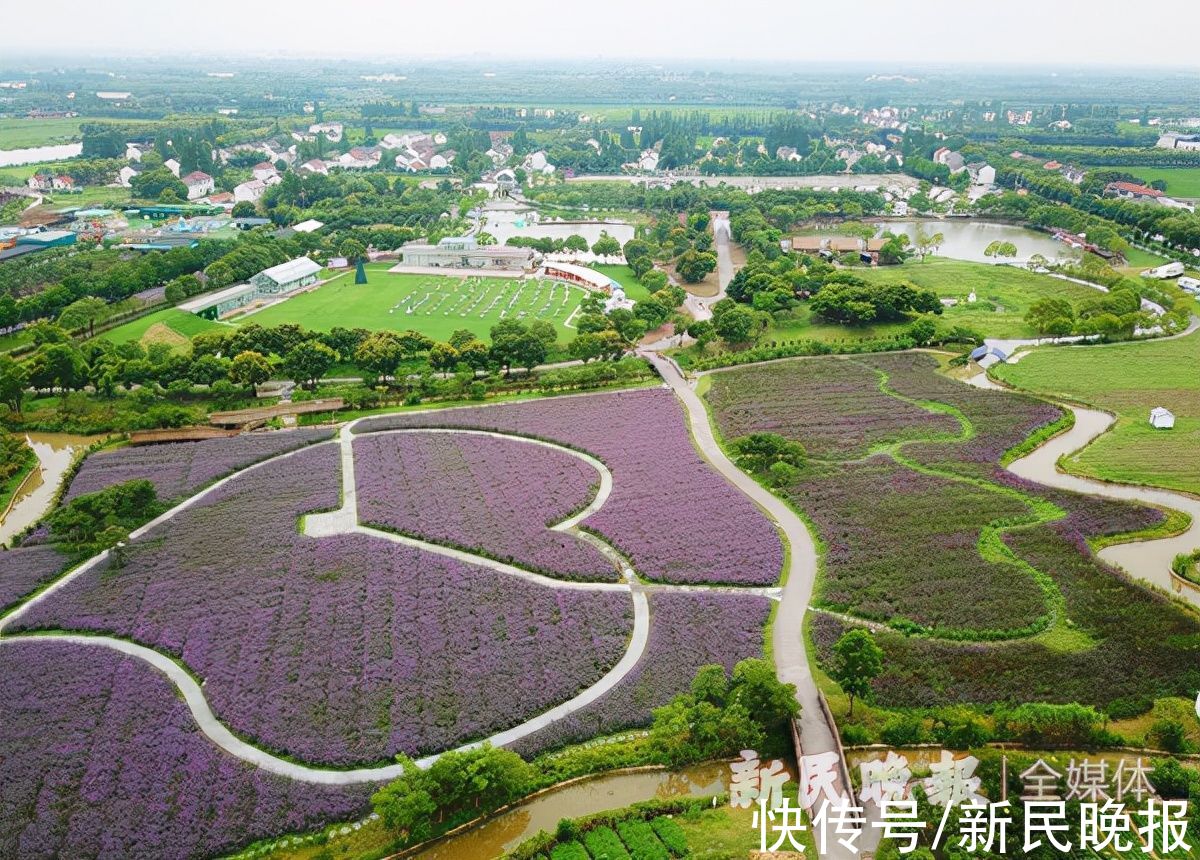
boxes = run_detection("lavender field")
[354,431,616,580]
[356,389,784,586]
[0,640,372,859]
[64,428,334,503]
[708,353,1200,710]
[16,443,634,766]
[0,544,69,611]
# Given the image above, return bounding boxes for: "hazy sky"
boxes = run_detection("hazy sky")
[4,0,1199,67]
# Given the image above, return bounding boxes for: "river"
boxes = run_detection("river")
[877,220,1080,265]
[0,142,83,168]
[0,432,100,547]
[413,762,730,859]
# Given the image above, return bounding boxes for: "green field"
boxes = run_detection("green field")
[240,265,586,342]
[100,307,225,349]
[0,118,85,149]
[994,330,1200,494]
[593,263,653,302]
[1127,167,1200,198]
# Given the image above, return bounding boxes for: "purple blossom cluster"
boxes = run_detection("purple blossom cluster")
[354,432,616,580]
[510,591,772,758]
[64,427,334,503]
[355,389,784,586]
[18,443,634,766]
[0,640,371,860]
[0,544,68,611]
[706,357,960,459]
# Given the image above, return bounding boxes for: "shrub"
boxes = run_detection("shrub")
[549,841,589,860]
[616,819,670,860]
[650,816,689,857]
[881,715,927,747]
[1151,720,1195,754]
[1003,702,1105,748]
[841,724,873,745]
[582,826,632,860]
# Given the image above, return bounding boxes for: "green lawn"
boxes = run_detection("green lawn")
[593,263,653,302]
[240,265,586,342]
[100,308,225,348]
[994,330,1200,494]
[854,259,1107,339]
[0,118,85,149]
[1127,167,1200,198]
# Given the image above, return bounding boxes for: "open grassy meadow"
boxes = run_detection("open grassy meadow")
[592,263,652,302]
[100,308,225,350]
[240,265,586,342]
[994,330,1200,494]
[0,118,85,149]
[1127,166,1200,198]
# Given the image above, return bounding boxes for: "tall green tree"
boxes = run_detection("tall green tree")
[831,629,884,717]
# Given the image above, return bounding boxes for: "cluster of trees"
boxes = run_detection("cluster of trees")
[503,232,621,258]
[47,479,162,554]
[1024,281,1148,338]
[730,432,807,487]
[648,658,799,766]
[569,274,686,358]
[809,275,942,326]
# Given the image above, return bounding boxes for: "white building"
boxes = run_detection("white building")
[308,123,344,143]
[299,159,329,175]
[181,171,215,200]
[233,176,280,203]
[523,150,555,174]
[252,162,278,182]
[1150,407,1176,429]
[1141,262,1185,279]
[249,257,323,295]
[164,158,181,178]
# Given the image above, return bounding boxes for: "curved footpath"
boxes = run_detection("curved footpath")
[967,372,1200,606]
[638,353,846,786]
[0,419,782,785]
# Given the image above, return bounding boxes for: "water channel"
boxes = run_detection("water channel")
[0,432,100,546]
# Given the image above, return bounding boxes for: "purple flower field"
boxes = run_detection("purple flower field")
[355,389,784,586]
[18,444,634,766]
[511,590,771,757]
[0,544,69,611]
[64,427,334,503]
[354,432,616,580]
[0,640,372,860]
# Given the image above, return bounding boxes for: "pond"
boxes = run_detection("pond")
[414,761,730,859]
[0,142,83,168]
[0,432,101,547]
[877,220,1081,265]
[483,209,634,247]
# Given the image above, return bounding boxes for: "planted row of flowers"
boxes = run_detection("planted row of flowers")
[355,389,784,586]
[353,432,617,581]
[0,640,372,859]
[65,428,334,504]
[17,443,634,766]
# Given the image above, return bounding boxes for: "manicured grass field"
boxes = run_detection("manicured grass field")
[994,330,1200,495]
[0,118,85,149]
[1127,166,1200,198]
[100,308,225,348]
[854,259,1105,339]
[593,263,653,302]
[241,265,586,342]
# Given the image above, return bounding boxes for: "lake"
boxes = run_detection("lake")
[483,209,634,247]
[878,220,1081,265]
[0,142,83,168]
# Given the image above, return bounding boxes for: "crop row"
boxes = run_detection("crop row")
[706,356,960,459]
[65,428,334,504]
[17,444,634,766]
[510,591,771,757]
[356,389,784,586]
[0,640,371,860]
[354,432,616,581]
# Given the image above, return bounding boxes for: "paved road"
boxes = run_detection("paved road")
[968,371,1200,606]
[639,353,856,820]
[682,213,734,324]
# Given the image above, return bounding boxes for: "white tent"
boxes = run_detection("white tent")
[1150,407,1176,429]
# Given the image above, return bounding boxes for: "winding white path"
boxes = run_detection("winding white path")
[967,371,1200,607]
[0,427,662,784]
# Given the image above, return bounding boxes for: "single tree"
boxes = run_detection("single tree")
[831,629,883,717]
[228,350,272,395]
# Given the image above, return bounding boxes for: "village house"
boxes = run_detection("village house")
[1156,132,1200,152]
[164,158,181,177]
[233,176,280,203]
[1105,181,1163,202]
[252,162,279,182]
[308,123,344,143]
[181,171,215,200]
[967,162,996,185]
[775,146,802,161]
[338,147,382,170]
[523,151,555,175]
[299,159,329,175]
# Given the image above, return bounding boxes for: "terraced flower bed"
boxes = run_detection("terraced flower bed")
[15,443,634,766]
[355,389,784,586]
[0,640,372,859]
[354,431,616,581]
[64,427,334,503]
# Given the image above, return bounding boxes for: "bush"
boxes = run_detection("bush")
[881,715,927,747]
[549,841,589,860]
[650,817,689,857]
[582,826,631,860]
[841,724,873,745]
[616,819,670,860]
[1003,702,1105,748]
